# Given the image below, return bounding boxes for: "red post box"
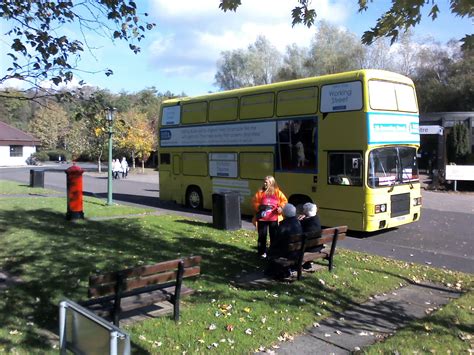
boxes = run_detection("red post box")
[65,164,84,220]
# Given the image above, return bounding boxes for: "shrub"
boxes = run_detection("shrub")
[32,151,49,161]
[43,149,72,162]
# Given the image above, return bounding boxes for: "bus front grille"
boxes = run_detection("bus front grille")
[391,193,410,218]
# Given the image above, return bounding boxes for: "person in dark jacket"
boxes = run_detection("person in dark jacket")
[265,203,302,279]
[299,202,322,270]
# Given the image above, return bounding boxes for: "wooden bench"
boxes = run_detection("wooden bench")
[274,226,348,280]
[80,256,201,326]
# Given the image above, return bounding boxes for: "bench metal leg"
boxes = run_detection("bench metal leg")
[173,261,185,322]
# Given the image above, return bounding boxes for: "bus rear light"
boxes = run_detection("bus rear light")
[412,197,422,206]
[375,204,387,213]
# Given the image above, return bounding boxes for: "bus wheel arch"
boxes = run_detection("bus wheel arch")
[288,194,313,215]
[186,185,203,209]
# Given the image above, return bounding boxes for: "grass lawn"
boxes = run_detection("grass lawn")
[0,180,59,196]
[0,181,472,354]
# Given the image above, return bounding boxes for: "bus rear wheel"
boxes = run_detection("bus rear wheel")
[186,187,203,209]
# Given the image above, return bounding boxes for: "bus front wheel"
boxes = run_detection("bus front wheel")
[186,187,203,209]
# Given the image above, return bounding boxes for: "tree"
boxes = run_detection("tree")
[73,89,116,172]
[1,1,155,97]
[447,122,470,163]
[275,44,310,81]
[358,0,473,48]
[361,37,395,71]
[116,109,156,172]
[414,42,473,112]
[0,90,32,130]
[215,36,281,90]
[304,22,365,76]
[65,119,90,160]
[28,102,69,149]
[219,0,473,48]
[214,49,253,90]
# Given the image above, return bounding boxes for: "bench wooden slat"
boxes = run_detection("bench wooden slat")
[88,286,195,317]
[304,234,346,249]
[88,266,200,298]
[90,256,202,285]
[286,233,346,251]
[83,256,202,326]
[273,225,347,280]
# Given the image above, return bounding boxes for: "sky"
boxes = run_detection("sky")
[0,0,472,97]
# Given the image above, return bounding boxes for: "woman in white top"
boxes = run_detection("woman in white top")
[113,158,122,179]
[121,157,129,178]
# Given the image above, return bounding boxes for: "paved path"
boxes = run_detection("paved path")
[270,282,460,354]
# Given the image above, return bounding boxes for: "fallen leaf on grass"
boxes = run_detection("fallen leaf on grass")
[245,328,253,335]
[226,324,234,332]
[277,332,294,342]
[208,324,217,331]
[458,332,472,341]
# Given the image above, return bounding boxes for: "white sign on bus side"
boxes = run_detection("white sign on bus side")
[320,81,363,113]
[162,106,181,125]
[160,121,277,147]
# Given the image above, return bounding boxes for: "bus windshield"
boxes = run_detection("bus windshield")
[368,147,419,188]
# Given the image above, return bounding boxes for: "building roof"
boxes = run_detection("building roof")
[0,120,41,145]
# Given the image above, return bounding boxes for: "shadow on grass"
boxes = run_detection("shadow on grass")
[0,207,258,352]
[0,206,448,353]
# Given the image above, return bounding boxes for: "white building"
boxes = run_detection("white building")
[0,121,40,166]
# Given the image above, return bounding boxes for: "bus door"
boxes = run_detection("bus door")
[319,151,365,229]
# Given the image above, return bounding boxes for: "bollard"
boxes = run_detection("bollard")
[65,164,84,220]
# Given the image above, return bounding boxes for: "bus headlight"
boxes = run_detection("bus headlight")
[413,197,422,206]
[375,204,387,213]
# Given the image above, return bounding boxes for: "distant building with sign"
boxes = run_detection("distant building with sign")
[419,112,473,172]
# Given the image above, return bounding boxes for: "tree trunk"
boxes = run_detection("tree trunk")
[141,159,145,173]
[132,152,136,169]
[98,151,103,173]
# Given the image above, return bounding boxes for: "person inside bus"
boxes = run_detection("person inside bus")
[252,176,288,259]
[265,203,302,279]
[298,202,322,271]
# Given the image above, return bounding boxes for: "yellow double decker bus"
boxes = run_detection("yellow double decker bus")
[158,69,421,232]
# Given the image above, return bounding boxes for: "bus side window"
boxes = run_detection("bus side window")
[328,152,362,186]
[160,153,171,165]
